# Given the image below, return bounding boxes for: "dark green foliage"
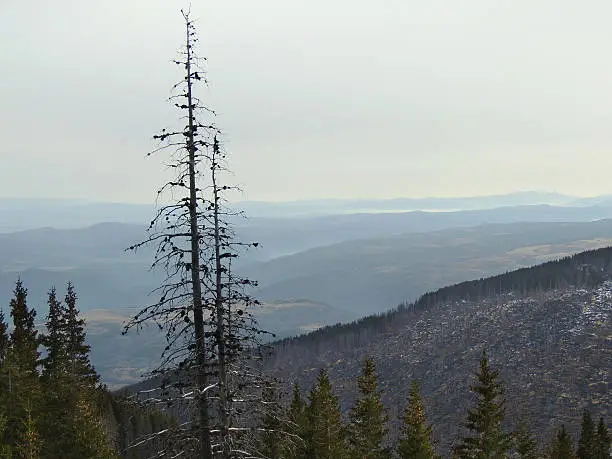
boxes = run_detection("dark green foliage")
[453,350,511,459]
[257,384,284,459]
[305,369,347,459]
[397,380,435,459]
[595,418,610,459]
[285,383,308,459]
[513,419,538,459]
[347,357,389,459]
[40,288,63,380]
[63,283,98,385]
[2,281,41,447]
[0,311,8,364]
[549,425,574,459]
[576,409,595,459]
[7,280,39,374]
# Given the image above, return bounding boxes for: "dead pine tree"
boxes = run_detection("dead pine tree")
[123,10,273,459]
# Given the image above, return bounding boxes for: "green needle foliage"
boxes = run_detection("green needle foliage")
[306,369,347,459]
[397,380,435,459]
[347,356,389,459]
[453,350,511,459]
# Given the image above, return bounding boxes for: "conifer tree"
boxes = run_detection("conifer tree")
[0,311,8,364]
[39,285,110,459]
[595,417,610,459]
[40,288,64,380]
[513,419,538,459]
[72,396,117,459]
[397,380,435,459]
[0,414,13,458]
[576,409,595,459]
[285,383,308,459]
[306,369,347,459]
[63,283,98,385]
[3,281,41,448]
[256,384,284,459]
[15,407,40,459]
[347,356,389,459]
[453,350,511,459]
[549,425,574,459]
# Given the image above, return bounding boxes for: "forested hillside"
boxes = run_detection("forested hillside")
[264,247,612,453]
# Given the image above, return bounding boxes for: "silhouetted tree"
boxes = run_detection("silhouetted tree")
[123,9,266,458]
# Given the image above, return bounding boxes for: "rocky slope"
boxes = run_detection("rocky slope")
[265,252,611,454]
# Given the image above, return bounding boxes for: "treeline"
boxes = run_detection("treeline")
[273,246,612,357]
[0,280,171,458]
[259,354,610,459]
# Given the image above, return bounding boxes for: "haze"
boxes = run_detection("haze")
[2,1,612,203]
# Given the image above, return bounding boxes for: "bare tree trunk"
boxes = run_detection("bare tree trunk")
[185,18,212,459]
[212,136,230,457]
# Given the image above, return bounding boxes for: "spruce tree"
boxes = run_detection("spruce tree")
[306,369,347,459]
[347,356,389,459]
[595,418,610,459]
[397,380,435,459]
[453,350,511,459]
[3,280,41,448]
[549,425,574,459]
[256,384,283,459]
[0,310,8,364]
[39,284,111,459]
[40,288,64,380]
[15,407,40,459]
[513,419,538,459]
[63,283,98,385]
[285,383,308,459]
[576,409,595,459]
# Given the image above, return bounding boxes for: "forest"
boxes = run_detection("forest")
[0,283,608,458]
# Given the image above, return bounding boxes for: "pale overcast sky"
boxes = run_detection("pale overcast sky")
[1,1,612,203]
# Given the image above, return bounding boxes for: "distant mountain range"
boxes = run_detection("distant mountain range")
[3,191,612,231]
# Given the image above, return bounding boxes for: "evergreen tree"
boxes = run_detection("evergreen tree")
[576,410,595,459]
[257,384,283,459]
[397,380,435,459]
[549,425,574,459]
[0,310,8,364]
[453,350,511,459]
[347,357,389,459]
[39,285,111,459]
[285,383,308,459]
[40,288,64,380]
[3,281,41,448]
[0,414,13,459]
[513,419,537,459]
[72,395,116,459]
[595,418,610,459]
[306,369,347,459]
[16,407,41,459]
[63,283,98,385]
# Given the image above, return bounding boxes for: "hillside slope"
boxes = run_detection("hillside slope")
[250,220,612,315]
[264,248,612,454]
